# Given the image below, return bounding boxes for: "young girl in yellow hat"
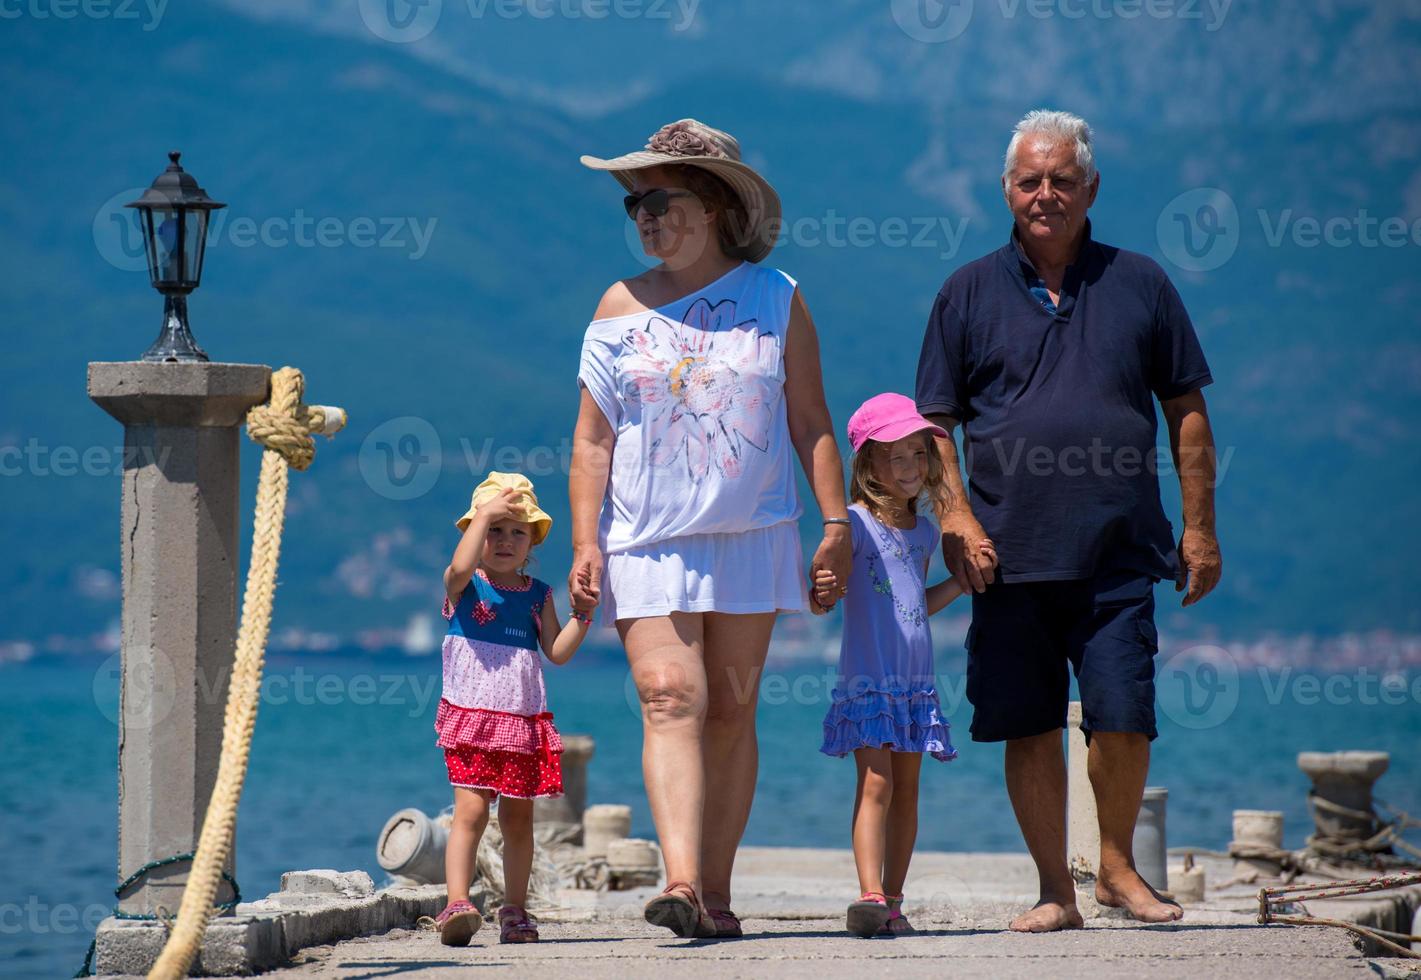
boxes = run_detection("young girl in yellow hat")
[431,472,596,946]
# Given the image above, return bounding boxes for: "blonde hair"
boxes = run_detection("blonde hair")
[849,431,952,522]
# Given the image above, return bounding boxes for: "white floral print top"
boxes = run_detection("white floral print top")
[578,262,803,554]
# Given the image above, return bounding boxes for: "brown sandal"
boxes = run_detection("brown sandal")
[847,891,892,938]
[498,905,539,943]
[433,900,483,947]
[879,894,914,936]
[705,907,743,938]
[643,880,713,938]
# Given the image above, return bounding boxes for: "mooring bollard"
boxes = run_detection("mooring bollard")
[377,807,450,885]
[583,804,633,860]
[89,361,272,916]
[1135,787,1170,892]
[1231,809,1285,877]
[1297,751,1390,844]
[534,734,595,838]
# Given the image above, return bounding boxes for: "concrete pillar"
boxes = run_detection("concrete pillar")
[89,361,271,916]
[1066,702,1099,883]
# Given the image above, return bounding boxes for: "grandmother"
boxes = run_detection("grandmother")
[568,119,852,939]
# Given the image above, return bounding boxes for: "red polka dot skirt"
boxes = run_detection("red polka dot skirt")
[436,699,564,799]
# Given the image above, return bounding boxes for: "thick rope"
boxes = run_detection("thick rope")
[146,367,340,980]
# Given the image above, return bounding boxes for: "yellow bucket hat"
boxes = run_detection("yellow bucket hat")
[454,471,553,545]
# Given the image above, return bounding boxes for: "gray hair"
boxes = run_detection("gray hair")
[1003,110,1097,183]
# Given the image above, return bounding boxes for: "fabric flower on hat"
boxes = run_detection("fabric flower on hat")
[646,120,726,159]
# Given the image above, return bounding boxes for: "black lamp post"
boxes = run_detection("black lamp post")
[126,152,226,362]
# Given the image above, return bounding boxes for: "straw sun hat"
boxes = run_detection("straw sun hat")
[580,118,781,263]
[454,471,553,546]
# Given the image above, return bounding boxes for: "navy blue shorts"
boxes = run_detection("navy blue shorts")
[965,569,1160,742]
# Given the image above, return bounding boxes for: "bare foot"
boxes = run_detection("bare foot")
[1096,869,1184,923]
[1009,898,1085,933]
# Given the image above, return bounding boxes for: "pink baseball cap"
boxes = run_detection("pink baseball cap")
[847,393,948,453]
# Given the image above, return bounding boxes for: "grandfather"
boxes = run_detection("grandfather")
[915,109,1222,932]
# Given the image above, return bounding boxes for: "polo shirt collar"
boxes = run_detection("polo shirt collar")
[1006,218,1098,280]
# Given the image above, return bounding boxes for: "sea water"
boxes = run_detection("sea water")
[3,650,1418,978]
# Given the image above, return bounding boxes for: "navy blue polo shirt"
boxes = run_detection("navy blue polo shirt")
[915,222,1213,583]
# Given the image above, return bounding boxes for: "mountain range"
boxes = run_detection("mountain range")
[2,0,1419,645]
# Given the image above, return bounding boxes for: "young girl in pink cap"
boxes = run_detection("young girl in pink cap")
[431,472,596,946]
[815,394,996,938]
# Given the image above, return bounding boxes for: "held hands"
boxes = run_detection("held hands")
[942,511,998,594]
[811,567,840,612]
[809,526,853,615]
[818,539,997,609]
[568,546,603,620]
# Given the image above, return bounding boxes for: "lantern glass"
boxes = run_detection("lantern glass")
[184,209,210,284]
[142,207,182,288]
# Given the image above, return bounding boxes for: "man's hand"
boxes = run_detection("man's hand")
[942,510,996,594]
[1176,526,1222,606]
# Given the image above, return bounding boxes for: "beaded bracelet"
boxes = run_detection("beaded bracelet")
[571,610,593,625]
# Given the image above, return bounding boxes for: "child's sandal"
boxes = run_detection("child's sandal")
[879,894,914,936]
[433,899,483,947]
[705,906,743,938]
[498,905,539,943]
[643,880,713,938]
[846,891,892,938]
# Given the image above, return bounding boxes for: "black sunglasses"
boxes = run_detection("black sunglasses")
[623,188,695,219]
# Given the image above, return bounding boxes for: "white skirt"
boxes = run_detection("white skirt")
[601,520,809,627]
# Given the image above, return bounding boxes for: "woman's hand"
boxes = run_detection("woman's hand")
[569,545,603,612]
[810,527,852,612]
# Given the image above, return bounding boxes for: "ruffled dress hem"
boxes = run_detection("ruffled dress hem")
[434,698,564,798]
[820,688,957,762]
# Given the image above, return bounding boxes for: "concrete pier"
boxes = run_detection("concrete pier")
[88,361,271,916]
[232,847,1411,980]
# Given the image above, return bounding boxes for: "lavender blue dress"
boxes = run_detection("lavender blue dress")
[820,504,956,762]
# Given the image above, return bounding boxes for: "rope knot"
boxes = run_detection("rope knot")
[245,367,343,471]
